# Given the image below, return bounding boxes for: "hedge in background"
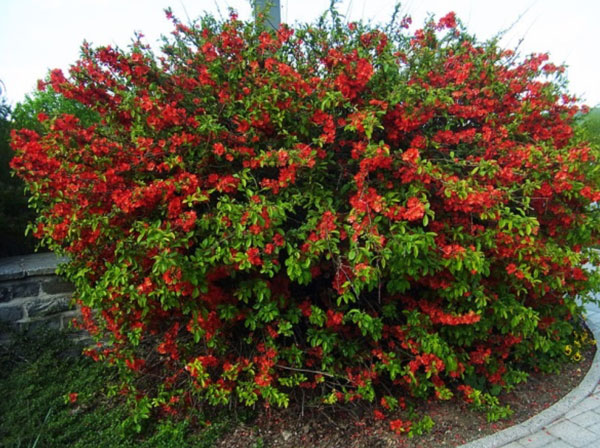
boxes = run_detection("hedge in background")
[10,8,600,433]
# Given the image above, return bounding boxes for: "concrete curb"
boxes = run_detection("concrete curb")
[459,302,600,448]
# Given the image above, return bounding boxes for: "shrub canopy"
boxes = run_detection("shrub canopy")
[10,8,600,432]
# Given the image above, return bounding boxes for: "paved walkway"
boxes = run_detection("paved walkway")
[461,301,600,448]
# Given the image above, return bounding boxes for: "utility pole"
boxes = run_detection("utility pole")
[254,0,281,30]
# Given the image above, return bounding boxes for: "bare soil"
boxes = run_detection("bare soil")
[216,342,596,448]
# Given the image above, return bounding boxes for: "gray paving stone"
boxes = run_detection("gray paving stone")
[543,441,575,448]
[564,396,600,419]
[582,442,600,448]
[569,410,600,427]
[585,421,600,435]
[516,430,557,447]
[501,442,525,448]
[546,420,597,447]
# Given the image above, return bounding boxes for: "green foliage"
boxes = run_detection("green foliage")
[0,96,12,185]
[0,327,238,448]
[578,107,600,146]
[0,93,37,257]
[11,83,99,133]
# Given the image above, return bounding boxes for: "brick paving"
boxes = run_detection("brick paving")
[462,302,600,448]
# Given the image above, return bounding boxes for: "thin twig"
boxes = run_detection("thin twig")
[275,363,336,378]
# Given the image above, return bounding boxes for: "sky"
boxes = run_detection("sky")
[1,0,599,107]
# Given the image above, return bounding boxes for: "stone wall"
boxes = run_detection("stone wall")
[0,253,79,333]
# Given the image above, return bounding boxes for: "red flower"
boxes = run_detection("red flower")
[299,300,312,317]
[247,247,262,266]
[326,310,344,328]
[198,355,218,368]
[213,142,225,156]
[403,197,425,221]
[125,358,146,371]
[68,393,78,404]
[373,409,386,420]
[457,384,474,403]
[273,233,285,247]
[389,418,411,434]
[469,346,492,365]
[437,12,457,29]
[401,147,419,164]
[137,277,154,294]
[317,211,337,238]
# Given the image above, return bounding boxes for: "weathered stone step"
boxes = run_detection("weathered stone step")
[0,253,82,337]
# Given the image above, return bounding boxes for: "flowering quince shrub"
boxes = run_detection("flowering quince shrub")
[10,7,600,433]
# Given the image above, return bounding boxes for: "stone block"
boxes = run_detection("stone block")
[75,334,94,345]
[41,279,75,296]
[13,280,41,298]
[25,296,73,318]
[0,304,23,322]
[0,280,41,302]
[17,315,63,332]
[0,284,11,302]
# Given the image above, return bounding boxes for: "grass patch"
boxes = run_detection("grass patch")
[0,327,246,448]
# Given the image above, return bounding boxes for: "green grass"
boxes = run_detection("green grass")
[0,327,245,448]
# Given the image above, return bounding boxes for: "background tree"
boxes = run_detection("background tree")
[11,81,99,133]
[0,80,100,257]
[0,83,37,257]
[578,106,600,146]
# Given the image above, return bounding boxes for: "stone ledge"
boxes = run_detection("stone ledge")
[0,253,68,282]
[0,303,24,322]
[16,314,64,332]
[0,278,42,303]
[24,295,73,318]
[41,279,75,295]
[60,309,82,326]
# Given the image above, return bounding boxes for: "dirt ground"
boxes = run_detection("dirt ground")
[216,342,596,448]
